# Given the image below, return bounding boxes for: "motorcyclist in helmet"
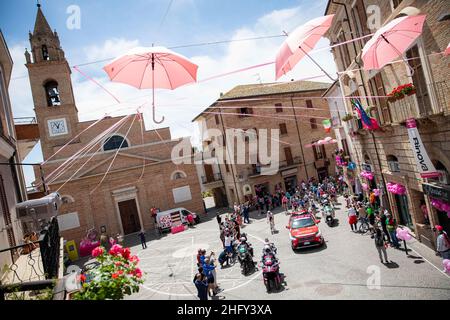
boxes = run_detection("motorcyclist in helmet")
[239,236,254,257]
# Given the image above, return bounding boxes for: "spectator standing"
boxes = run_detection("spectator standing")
[374,228,389,264]
[436,225,450,260]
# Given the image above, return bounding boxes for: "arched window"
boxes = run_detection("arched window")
[61,195,75,204]
[42,45,49,60]
[171,170,187,180]
[103,135,129,151]
[433,161,449,185]
[387,155,400,172]
[44,80,61,106]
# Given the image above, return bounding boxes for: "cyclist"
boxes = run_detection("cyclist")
[267,211,275,234]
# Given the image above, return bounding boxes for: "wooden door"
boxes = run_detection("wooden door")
[118,199,140,234]
[284,147,293,165]
[204,164,214,182]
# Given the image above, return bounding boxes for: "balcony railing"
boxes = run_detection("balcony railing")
[201,172,222,184]
[249,156,302,176]
[14,117,37,125]
[388,80,449,123]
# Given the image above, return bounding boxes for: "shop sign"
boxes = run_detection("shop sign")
[423,183,450,202]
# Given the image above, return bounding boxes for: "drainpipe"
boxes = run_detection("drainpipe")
[218,107,241,205]
[290,95,309,180]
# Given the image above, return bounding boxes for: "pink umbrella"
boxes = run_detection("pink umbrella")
[104,46,198,123]
[445,42,450,56]
[275,14,335,80]
[362,15,426,70]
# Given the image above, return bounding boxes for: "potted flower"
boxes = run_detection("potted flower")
[71,245,144,300]
[401,83,416,96]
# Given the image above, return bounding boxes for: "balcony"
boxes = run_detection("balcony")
[14,117,40,161]
[388,80,449,124]
[248,157,302,178]
[201,172,223,189]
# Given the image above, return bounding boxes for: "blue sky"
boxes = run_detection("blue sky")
[0,0,336,186]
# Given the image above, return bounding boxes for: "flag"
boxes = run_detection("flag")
[322,119,332,133]
[351,99,380,130]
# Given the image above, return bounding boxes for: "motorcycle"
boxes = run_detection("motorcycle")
[323,205,335,226]
[261,255,281,292]
[237,244,255,275]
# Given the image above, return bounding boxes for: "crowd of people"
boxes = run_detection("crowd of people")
[192,174,450,299]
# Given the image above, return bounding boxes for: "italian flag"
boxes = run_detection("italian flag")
[322,119,332,133]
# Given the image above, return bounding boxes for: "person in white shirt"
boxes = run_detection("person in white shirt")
[435,225,450,260]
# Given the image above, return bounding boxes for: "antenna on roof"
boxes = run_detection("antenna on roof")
[37,0,41,8]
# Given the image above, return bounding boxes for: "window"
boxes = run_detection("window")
[215,114,220,125]
[310,118,317,129]
[42,45,50,60]
[433,161,449,185]
[61,195,75,204]
[387,155,400,172]
[275,103,283,113]
[391,0,403,10]
[0,175,16,247]
[337,29,352,70]
[312,143,326,160]
[171,170,187,180]
[103,135,129,151]
[406,44,432,115]
[279,123,288,135]
[352,0,369,50]
[306,100,313,109]
[224,160,230,173]
[284,147,293,165]
[44,81,61,106]
[368,73,391,124]
[238,107,253,117]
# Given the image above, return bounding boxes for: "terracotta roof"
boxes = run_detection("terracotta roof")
[192,80,332,122]
[218,80,331,100]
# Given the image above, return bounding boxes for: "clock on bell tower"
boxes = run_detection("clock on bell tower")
[26,3,80,161]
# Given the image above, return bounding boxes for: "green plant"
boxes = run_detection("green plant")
[72,245,144,300]
[202,191,212,198]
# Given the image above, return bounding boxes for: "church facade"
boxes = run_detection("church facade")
[26,6,204,246]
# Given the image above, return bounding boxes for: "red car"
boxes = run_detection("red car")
[286,212,324,250]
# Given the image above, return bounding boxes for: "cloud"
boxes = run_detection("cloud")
[82,38,140,65]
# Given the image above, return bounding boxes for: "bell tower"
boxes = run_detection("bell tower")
[26,3,79,160]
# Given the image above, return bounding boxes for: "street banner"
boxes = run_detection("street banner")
[406,118,439,178]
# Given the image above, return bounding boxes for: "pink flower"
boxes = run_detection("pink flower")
[109,244,123,256]
[91,246,104,258]
[129,255,140,265]
[134,268,142,278]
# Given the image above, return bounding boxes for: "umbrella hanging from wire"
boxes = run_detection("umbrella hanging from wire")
[103,46,198,123]
[361,15,426,71]
[275,14,335,81]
